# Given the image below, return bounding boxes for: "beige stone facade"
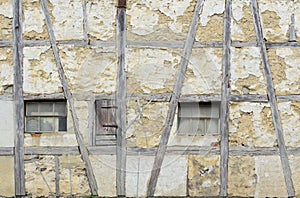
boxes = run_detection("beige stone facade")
[1,0,300,197]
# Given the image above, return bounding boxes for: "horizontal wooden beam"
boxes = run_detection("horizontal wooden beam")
[1,40,300,49]
[0,146,293,156]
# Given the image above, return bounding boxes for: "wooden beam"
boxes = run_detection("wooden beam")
[40,0,98,195]
[251,0,295,196]
[13,0,25,195]
[146,0,205,196]
[116,0,127,195]
[82,0,88,43]
[220,0,232,196]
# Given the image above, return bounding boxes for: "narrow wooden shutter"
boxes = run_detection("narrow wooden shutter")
[95,100,117,146]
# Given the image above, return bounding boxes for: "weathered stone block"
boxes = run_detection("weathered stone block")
[278,102,300,147]
[155,155,187,196]
[228,156,256,197]
[229,102,276,147]
[127,48,179,94]
[90,155,116,197]
[0,156,14,197]
[269,48,300,95]
[231,0,256,41]
[87,0,116,41]
[187,155,220,196]
[182,48,222,95]
[196,0,224,42]
[254,156,288,197]
[0,100,14,147]
[126,100,168,148]
[0,47,13,94]
[231,47,267,95]
[127,0,194,41]
[126,156,154,197]
[0,0,13,41]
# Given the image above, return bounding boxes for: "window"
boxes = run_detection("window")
[25,101,67,133]
[95,99,117,146]
[178,102,220,135]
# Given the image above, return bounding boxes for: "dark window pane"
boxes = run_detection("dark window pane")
[54,102,66,116]
[206,119,219,134]
[58,117,67,131]
[39,103,54,116]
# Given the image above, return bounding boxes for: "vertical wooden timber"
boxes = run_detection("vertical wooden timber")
[250,0,295,196]
[13,0,25,195]
[116,0,127,196]
[40,0,98,195]
[146,0,205,196]
[82,0,88,43]
[220,0,231,196]
[55,156,60,197]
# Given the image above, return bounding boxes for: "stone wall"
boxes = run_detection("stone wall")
[0,0,300,197]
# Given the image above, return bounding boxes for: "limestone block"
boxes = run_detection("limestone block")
[278,102,300,147]
[126,48,180,94]
[254,156,287,197]
[228,156,256,197]
[126,100,168,148]
[0,101,14,147]
[259,0,295,42]
[269,48,300,95]
[0,47,13,94]
[231,47,267,95]
[74,101,90,145]
[25,155,90,197]
[231,0,256,41]
[229,102,276,147]
[127,0,194,41]
[155,155,187,196]
[49,0,84,40]
[126,156,154,197]
[23,46,62,94]
[195,0,224,42]
[59,46,117,94]
[0,0,13,40]
[86,0,116,41]
[23,0,49,40]
[58,155,90,196]
[182,48,222,95]
[187,155,220,196]
[0,156,14,197]
[90,155,116,197]
[289,155,300,197]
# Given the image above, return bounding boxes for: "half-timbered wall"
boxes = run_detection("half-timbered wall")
[1,0,300,197]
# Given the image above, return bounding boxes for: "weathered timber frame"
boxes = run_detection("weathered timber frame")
[220,0,231,196]
[40,0,98,195]
[13,0,25,195]
[147,0,205,196]
[116,0,127,196]
[251,0,295,196]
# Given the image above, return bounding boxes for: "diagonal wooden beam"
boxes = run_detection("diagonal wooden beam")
[116,0,127,196]
[220,0,232,196]
[250,0,295,196]
[13,0,25,196]
[40,0,98,195]
[146,0,205,196]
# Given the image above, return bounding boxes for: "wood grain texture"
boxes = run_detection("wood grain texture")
[13,0,25,195]
[116,6,127,196]
[40,0,98,195]
[220,0,232,196]
[55,156,60,197]
[251,0,295,196]
[146,0,205,196]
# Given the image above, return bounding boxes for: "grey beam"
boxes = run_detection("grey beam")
[146,0,205,196]
[251,0,295,196]
[40,0,98,195]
